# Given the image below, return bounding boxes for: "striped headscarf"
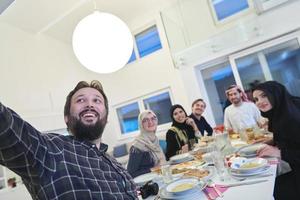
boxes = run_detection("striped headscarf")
[225,85,249,102]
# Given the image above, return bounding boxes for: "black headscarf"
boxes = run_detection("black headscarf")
[170,104,188,129]
[170,104,195,137]
[252,81,300,150]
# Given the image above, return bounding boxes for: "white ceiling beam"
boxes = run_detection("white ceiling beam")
[37,0,90,34]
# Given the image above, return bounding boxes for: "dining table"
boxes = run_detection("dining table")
[140,161,276,200]
[139,136,278,200]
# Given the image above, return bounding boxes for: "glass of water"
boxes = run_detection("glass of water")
[161,164,172,183]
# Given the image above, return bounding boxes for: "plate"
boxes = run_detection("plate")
[133,172,159,185]
[170,155,194,164]
[238,152,257,158]
[159,186,206,200]
[231,140,248,148]
[238,143,266,156]
[192,145,214,154]
[183,167,214,182]
[231,158,268,173]
[230,165,271,177]
[170,153,191,162]
[165,178,204,196]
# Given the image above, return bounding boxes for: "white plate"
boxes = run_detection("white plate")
[170,153,191,162]
[165,178,204,195]
[231,157,268,173]
[133,172,159,185]
[159,187,206,200]
[238,143,266,155]
[192,145,214,154]
[231,140,248,148]
[230,165,271,177]
[239,152,257,158]
[170,155,194,164]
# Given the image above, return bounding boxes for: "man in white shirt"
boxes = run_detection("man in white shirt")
[224,85,262,132]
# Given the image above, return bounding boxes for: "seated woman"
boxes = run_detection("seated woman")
[252,81,300,200]
[127,110,166,178]
[165,104,200,160]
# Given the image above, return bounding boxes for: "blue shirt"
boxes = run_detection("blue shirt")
[0,103,137,200]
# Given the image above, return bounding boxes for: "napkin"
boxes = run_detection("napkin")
[266,157,279,165]
[203,184,228,200]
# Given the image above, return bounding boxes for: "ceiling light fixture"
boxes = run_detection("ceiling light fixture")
[72,0,133,74]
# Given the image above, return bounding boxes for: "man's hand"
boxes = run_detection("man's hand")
[186,117,198,132]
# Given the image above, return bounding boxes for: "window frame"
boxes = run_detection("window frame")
[126,22,163,65]
[208,0,254,25]
[113,88,173,139]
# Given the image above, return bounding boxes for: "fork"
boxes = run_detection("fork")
[207,179,224,198]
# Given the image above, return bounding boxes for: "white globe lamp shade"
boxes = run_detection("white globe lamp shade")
[72,11,133,74]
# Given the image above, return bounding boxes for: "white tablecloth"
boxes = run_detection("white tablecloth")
[143,164,277,200]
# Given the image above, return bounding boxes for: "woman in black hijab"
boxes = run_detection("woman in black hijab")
[252,81,300,200]
[165,104,200,160]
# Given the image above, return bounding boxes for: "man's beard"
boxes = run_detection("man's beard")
[67,115,107,141]
[231,98,241,105]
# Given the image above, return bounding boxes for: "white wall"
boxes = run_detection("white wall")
[0,11,190,150]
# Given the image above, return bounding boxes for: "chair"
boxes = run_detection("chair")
[113,143,129,167]
[113,143,128,158]
[159,139,167,154]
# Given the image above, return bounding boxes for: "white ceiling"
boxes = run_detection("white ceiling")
[0,0,175,43]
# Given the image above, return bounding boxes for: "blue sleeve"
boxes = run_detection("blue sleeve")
[127,146,151,178]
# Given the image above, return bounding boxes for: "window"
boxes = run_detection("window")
[115,90,172,135]
[209,0,250,23]
[127,25,162,64]
[135,25,162,58]
[116,102,140,134]
[143,92,172,125]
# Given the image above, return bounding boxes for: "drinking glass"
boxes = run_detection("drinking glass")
[211,150,229,181]
[246,127,255,143]
[161,164,172,183]
[215,131,233,155]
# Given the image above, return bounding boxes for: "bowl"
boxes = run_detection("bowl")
[165,178,203,196]
[231,157,268,173]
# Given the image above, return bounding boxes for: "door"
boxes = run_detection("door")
[200,32,300,125]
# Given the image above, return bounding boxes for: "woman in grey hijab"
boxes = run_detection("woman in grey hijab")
[127,110,166,178]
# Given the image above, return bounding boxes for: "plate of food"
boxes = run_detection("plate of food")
[200,136,214,143]
[170,153,194,164]
[165,178,205,196]
[238,143,266,157]
[172,160,204,169]
[231,157,268,173]
[183,167,213,181]
[231,140,248,148]
[230,165,271,177]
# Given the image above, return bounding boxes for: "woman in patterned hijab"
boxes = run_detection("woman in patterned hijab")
[127,110,166,178]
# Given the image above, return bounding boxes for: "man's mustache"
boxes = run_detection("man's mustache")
[79,108,99,117]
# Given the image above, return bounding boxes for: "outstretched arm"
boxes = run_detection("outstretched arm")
[0,102,58,180]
